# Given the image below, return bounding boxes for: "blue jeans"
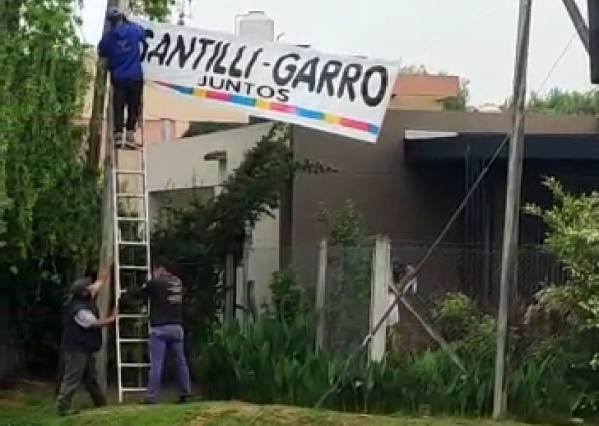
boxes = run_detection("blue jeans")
[146,324,191,402]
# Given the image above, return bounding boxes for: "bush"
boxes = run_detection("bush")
[269,267,310,324]
[194,279,599,419]
[192,181,599,420]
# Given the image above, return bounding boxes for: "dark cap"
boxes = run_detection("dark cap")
[70,277,93,295]
[392,262,405,274]
[106,6,123,19]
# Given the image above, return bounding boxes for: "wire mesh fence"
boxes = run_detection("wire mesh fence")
[322,244,374,355]
[0,238,567,383]
[246,240,566,357]
[388,240,565,355]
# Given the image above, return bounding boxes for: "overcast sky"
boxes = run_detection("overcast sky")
[80,0,593,105]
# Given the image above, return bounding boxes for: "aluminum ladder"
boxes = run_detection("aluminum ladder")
[110,111,152,403]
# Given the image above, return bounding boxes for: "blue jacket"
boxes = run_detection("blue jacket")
[98,22,145,81]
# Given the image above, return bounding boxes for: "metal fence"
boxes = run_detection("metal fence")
[388,240,565,353]
[0,237,568,386]
[245,239,566,358]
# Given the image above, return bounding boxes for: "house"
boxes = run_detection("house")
[291,109,599,307]
[142,72,463,306]
[146,108,599,311]
[389,74,461,110]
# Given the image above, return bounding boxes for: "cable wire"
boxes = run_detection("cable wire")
[535,32,576,94]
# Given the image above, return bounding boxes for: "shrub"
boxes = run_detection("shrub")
[268,266,310,324]
[194,281,596,419]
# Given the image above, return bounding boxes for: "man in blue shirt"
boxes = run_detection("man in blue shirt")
[98,7,146,150]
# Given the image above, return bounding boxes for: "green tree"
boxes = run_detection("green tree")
[441,79,470,111]
[525,88,599,115]
[129,0,176,19]
[524,177,599,335]
[0,0,103,371]
[318,199,373,353]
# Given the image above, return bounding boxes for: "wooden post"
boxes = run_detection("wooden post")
[493,0,532,418]
[369,235,390,362]
[315,239,328,352]
[92,0,124,394]
[95,163,114,393]
[224,254,235,323]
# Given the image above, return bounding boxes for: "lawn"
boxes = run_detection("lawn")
[0,383,550,426]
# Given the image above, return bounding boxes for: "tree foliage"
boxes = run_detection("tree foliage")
[129,0,177,20]
[526,88,599,115]
[524,177,599,335]
[318,199,373,353]
[0,0,102,371]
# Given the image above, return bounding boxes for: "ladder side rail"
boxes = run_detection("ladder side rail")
[114,84,152,400]
[108,87,126,403]
[139,93,153,393]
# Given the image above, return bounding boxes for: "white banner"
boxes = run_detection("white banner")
[134,19,399,142]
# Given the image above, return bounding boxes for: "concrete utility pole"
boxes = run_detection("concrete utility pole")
[92,0,125,395]
[492,0,532,419]
[561,0,590,53]
[87,0,122,168]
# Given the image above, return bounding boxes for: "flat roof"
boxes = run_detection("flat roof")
[404,132,599,161]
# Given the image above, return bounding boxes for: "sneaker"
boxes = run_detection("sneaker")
[58,407,80,416]
[176,395,192,404]
[140,398,157,405]
[114,131,124,149]
[124,130,140,150]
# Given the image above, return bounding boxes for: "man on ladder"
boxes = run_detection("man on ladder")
[98,6,145,150]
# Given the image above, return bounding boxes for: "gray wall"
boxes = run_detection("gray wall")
[288,109,599,294]
[291,109,598,247]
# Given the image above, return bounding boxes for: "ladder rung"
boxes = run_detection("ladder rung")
[118,314,148,319]
[120,363,150,368]
[116,193,145,198]
[118,240,148,246]
[122,387,147,392]
[117,217,146,222]
[116,169,145,175]
[119,338,148,343]
[119,265,149,270]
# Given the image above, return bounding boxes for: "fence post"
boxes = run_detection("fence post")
[315,238,328,352]
[369,235,390,362]
[224,253,235,323]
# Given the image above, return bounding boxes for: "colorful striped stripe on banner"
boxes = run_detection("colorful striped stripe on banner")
[152,80,380,135]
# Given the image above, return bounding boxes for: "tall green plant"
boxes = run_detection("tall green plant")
[269,267,310,324]
[0,0,102,372]
[319,199,372,353]
[525,177,599,334]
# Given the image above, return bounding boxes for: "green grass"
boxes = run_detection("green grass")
[0,384,551,426]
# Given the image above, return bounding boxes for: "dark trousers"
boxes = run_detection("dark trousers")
[112,78,143,132]
[56,351,107,411]
[146,324,192,402]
